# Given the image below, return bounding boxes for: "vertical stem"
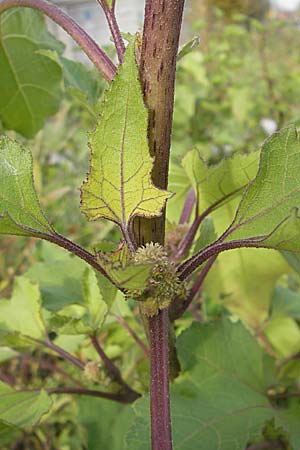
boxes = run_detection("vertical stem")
[148,309,172,450]
[133,0,186,245]
[133,1,185,449]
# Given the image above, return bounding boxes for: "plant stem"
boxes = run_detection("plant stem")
[179,188,196,224]
[47,387,139,403]
[177,237,265,281]
[148,309,172,450]
[132,1,185,449]
[0,0,117,81]
[90,334,140,399]
[46,232,120,289]
[32,338,85,371]
[98,0,126,63]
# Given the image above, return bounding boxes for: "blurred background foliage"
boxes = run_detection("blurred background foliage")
[3,1,300,448]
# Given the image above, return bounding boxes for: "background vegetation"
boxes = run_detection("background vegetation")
[2,2,300,448]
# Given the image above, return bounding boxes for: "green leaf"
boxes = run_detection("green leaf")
[0,136,54,238]
[226,126,300,250]
[182,148,259,215]
[126,318,300,450]
[82,267,108,331]
[201,198,290,329]
[271,286,300,319]
[264,315,300,358]
[49,267,108,335]
[177,36,200,61]
[0,382,51,429]
[26,244,117,311]
[0,9,63,137]
[77,397,134,450]
[81,39,172,234]
[0,276,47,339]
[95,243,153,291]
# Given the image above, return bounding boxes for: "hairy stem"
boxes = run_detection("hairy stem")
[0,0,117,81]
[148,309,172,450]
[177,238,265,281]
[132,1,185,449]
[45,232,120,289]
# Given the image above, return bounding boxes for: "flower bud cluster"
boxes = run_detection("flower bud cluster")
[127,243,187,317]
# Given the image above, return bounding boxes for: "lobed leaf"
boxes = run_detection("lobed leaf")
[226,126,300,250]
[80,39,172,235]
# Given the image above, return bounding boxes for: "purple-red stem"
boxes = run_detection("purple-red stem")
[148,309,172,450]
[133,1,185,448]
[0,0,117,81]
[179,188,196,225]
[90,334,140,400]
[47,387,138,403]
[98,0,126,63]
[32,338,85,371]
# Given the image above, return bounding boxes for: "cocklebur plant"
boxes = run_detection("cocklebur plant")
[2,1,300,449]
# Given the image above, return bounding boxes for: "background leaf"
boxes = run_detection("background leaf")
[0,276,47,339]
[0,382,51,429]
[0,9,63,137]
[126,318,300,450]
[0,136,54,238]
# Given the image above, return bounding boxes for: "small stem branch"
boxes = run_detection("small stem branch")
[113,314,149,357]
[32,338,85,371]
[98,0,125,63]
[39,359,84,387]
[47,387,139,403]
[0,0,117,81]
[177,238,265,281]
[179,188,195,225]
[148,309,172,450]
[90,334,140,400]
[175,187,243,262]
